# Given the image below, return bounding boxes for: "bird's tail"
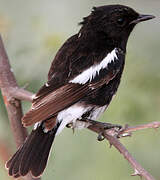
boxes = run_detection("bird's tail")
[6,122,60,178]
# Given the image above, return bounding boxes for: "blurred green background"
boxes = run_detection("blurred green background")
[0,0,160,180]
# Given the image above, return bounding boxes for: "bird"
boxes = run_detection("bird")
[6,4,155,178]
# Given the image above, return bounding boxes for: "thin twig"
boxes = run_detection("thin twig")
[119,121,160,135]
[10,87,34,102]
[0,35,40,180]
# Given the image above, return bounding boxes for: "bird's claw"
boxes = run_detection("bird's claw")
[66,123,75,133]
[97,132,105,141]
[66,123,72,128]
[96,123,123,141]
[103,123,122,131]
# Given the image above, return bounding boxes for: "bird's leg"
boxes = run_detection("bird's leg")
[83,119,122,141]
[66,123,75,133]
[66,119,90,133]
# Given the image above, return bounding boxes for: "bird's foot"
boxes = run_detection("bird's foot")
[97,123,122,141]
[97,132,105,141]
[84,119,122,141]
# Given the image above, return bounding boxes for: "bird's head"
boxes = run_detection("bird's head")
[79,5,155,50]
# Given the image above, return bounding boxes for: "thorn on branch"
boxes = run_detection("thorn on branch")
[152,121,160,129]
[131,169,141,177]
[118,124,132,138]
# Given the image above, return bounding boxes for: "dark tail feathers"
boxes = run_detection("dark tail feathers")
[6,123,59,178]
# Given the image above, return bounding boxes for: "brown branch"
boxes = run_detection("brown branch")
[88,124,156,180]
[0,34,158,180]
[119,121,160,135]
[10,87,34,102]
[0,35,40,180]
[0,36,28,148]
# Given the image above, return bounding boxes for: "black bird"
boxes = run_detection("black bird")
[6,4,154,178]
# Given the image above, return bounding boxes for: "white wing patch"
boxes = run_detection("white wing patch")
[70,48,118,84]
[72,105,107,130]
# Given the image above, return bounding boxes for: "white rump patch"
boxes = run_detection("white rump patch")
[88,105,107,120]
[56,103,92,135]
[69,48,118,84]
[72,120,91,129]
[56,104,108,135]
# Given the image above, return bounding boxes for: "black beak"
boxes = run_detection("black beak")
[130,14,155,24]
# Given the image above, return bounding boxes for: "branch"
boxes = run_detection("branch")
[0,35,158,180]
[0,35,40,180]
[88,124,157,180]
[119,122,160,135]
[0,35,28,147]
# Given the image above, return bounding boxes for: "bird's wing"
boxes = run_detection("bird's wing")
[33,33,111,103]
[22,71,117,127]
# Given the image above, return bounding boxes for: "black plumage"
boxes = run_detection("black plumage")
[6,4,154,178]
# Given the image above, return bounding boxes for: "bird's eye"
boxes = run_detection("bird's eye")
[117,17,125,26]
